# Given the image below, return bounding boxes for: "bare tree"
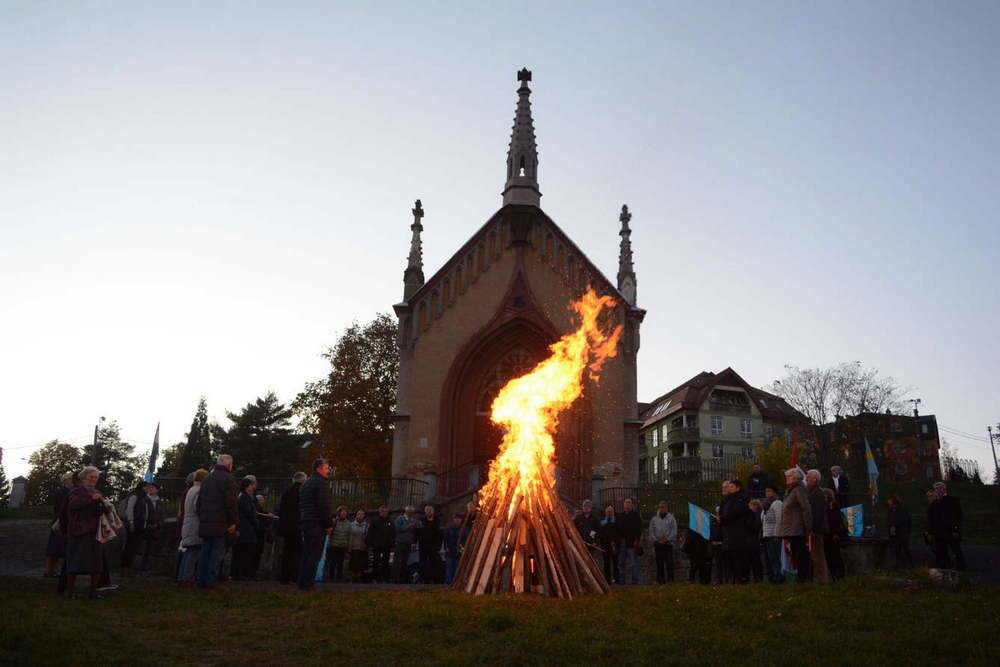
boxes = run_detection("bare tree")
[768,361,910,425]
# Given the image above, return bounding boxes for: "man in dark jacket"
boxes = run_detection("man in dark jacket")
[826,466,850,509]
[746,464,771,500]
[928,482,965,570]
[887,495,912,570]
[277,472,305,584]
[367,505,395,582]
[196,454,238,588]
[719,480,751,584]
[417,504,444,583]
[298,458,333,590]
[617,497,643,585]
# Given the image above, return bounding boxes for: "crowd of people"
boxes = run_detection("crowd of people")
[43,457,966,598]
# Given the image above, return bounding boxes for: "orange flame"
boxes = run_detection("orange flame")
[482,287,623,515]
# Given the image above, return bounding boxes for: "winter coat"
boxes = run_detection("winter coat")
[197,464,239,538]
[417,515,443,553]
[761,498,783,538]
[180,483,203,547]
[826,502,846,539]
[927,495,963,538]
[805,485,829,536]
[367,515,395,549]
[348,520,368,551]
[888,505,912,543]
[237,492,259,544]
[719,491,751,551]
[299,473,333,529]
[574,511,601,545]
[330,517,352,549]
[394,515,419,545]
[826,474,850,507]
[618,509,643,544]
[748,510,763,547]
[277,482,302,537]
[747,472,772,499]
[778,483,812,537]
[67,486,106,538]
[597,516,620,549]
[649,512,677,544]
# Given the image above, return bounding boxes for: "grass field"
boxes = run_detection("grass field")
[1,575,998,665]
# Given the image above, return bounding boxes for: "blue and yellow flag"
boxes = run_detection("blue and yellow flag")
[864,438,880,503]
[688,503,712,540]
[841,504,864,537]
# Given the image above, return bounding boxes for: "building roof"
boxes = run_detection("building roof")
[639,367,807,428]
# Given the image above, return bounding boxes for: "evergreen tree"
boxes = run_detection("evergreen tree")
[0,459,9,504]
[212,392,295,475]
[179,397,213,474]
[156,442,187,477]
[80,420,146,500]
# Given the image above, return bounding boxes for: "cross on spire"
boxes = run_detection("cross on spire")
[502,68,541,207]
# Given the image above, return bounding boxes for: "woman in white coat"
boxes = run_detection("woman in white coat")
[177,468,209,587]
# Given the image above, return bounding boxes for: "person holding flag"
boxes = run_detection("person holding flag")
[778,467,812,582]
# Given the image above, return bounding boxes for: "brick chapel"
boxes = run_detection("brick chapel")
[390,69,645,502]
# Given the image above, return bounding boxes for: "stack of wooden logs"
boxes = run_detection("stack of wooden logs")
[451,469,610,597]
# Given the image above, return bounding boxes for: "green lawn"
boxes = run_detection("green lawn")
[2,576,998,665]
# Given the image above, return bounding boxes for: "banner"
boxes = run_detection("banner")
[841,504,864,538]
[688,503,712,540]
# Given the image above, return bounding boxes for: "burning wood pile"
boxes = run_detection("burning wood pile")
[452,288,621,597]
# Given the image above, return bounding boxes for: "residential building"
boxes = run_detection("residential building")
[638,368,807,484]
[816,411,943,483]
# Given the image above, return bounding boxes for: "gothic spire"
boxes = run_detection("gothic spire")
[617,204,637,306]
[501,68,541,207]
[403,199,425,300]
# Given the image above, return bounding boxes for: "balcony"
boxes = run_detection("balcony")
[708,401,751,413]
[667,427,700,443]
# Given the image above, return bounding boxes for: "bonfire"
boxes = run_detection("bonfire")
[452,287,622,597]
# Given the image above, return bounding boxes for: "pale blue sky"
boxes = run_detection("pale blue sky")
[1,1,997,480]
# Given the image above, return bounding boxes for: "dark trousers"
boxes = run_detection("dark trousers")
[654,543,675,583]
[327,546,346,581]
[280,534,301,583]
[419,547,443,584]
[602,545,619,584]
[689,555,712,585]
[890,539,912,570]
[121,528,141,569]
[232,543,257,580]
[764,538,783,583]
[749,544,764,583]
[298,526,326,590]
[724,548,749,584]
[932,537,966,570]
[786,536,810,582]
[825,537,846,581]
[197,536,226,588]
[394,542,413,583]
[372,547,391,581]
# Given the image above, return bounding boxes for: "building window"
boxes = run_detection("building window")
[662,452,669,469]
[711,416,723,435]
[895,463,908,476]
[926,466,935,480]
[652,456,658,475]
[892,422,902,433]
[712,444,724,459]
[741,447,753,459]
[651,429,658,448]
[765,423,774,439]
[661,425,667,442]
[921,423,929,435]
[893,442,906,454]
[672,416,684,429]
[740,418,752,439]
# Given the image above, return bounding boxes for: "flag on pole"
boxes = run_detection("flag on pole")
[688,503,712,540]
[780,538,797,582]
[144,423,160,483]
[864,437,879,503]
[841,504,864,537]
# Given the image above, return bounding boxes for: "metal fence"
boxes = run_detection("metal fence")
[153,476,428,515]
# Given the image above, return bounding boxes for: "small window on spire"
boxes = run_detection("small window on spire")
[518,155,526,177]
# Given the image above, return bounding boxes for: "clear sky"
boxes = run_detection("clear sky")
[1,1,997,481]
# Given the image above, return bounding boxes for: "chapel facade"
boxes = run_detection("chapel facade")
[390,69,645,503]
